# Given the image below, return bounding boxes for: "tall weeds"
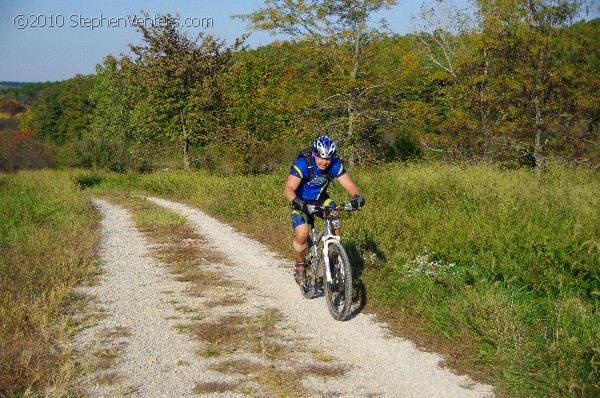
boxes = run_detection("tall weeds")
[0,171,99,396]
[351,164,600,397]
[9,164,598,396]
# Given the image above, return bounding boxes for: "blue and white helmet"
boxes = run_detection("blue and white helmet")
[312,135,337,159]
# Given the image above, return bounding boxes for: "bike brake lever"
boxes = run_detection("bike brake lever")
[307,204,317,213]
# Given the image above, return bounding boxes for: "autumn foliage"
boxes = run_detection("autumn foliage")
[0,98,24,116]
[0,129,57,172]
[3,6,599,173]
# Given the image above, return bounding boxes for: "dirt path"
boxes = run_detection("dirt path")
[77,199,227,397]
[77,196,495,398]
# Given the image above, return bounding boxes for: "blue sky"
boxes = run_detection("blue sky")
[1,0,598,83]
[0,0,425,82]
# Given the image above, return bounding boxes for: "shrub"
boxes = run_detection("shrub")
[382,130,423,162]
[0,99,25,117]
[0,130,57,172]
[73,172,103,189]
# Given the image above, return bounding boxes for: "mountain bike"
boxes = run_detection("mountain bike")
[300,202,356,321]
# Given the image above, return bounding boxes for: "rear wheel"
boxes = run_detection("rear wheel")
[324,241,352,320]
[300,258,317,299]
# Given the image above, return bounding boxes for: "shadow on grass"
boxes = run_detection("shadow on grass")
[344,233,386,318]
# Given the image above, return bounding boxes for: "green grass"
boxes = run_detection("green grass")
[354,164,600,397]
[353,164,600,394]
[2,163,599,397]
[0,170,100,396]
[90,162,600,398]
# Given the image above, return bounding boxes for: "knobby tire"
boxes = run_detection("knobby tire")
[300,255,317,299]
[324,241,352,321]
[300,265,317,299]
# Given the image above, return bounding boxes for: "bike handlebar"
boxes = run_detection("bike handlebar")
[306,202,357,213]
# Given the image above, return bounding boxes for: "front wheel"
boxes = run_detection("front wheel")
[324,241,352,321]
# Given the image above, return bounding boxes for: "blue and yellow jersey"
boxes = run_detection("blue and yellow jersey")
[289,155,346,201]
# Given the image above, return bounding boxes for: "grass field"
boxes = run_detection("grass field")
[1,163,599,397]
[0,170,99,396]
[93,162,599,398]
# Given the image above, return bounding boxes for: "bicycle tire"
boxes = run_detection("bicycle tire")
[300,268,317,299]
[300,259,317,299]
[324,241,352,321]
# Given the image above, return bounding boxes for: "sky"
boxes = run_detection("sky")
[1,0,598,83]
[0,0,425,83]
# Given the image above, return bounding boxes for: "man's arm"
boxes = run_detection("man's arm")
[336,173,360,197]
[283,174,302,203]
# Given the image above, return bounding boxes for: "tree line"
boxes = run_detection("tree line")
[3,0,599,172]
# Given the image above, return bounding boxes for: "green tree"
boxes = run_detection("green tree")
[477,0,586,168]
[27,83,63,143]
[237,0,398,164]
[221,45,303,171]
[416,0,497,160]
[568,18,600,165]
[123,12,241,169]
[416,0,597,166]
[0,82,54,106]
[69,57,138,171]
[27,76,94,145]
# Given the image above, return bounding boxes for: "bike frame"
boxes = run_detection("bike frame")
[310,216,337,284]
[307,203,353,284]
[300,202,356,320]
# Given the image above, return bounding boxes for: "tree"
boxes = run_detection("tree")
[504,0,589,167]
[237,0,398,164]
[26,76,94,145]
[415,0,596,166]
[221,45,303,171]
[0,99,25,117]
[123,12,241,169]
[71,57,137,171]
[27,83,63,143]
[415,0,497,161]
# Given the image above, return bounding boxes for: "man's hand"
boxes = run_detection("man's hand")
[292,197,308,212]
[351,194,365,209]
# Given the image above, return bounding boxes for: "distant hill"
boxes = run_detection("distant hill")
[0,81,53,105]
[0,81,30,88]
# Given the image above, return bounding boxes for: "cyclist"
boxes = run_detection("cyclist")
[283,135,365,285]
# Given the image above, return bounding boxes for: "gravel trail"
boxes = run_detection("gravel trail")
[79,196,495,398]
[78,199,238,397]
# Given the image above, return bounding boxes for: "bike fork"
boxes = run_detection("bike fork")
[322,235,340,284]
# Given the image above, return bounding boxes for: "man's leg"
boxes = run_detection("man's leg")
[291,211,309,284]
[293,224,309,262]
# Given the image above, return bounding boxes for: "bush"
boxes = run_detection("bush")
[0,99,25,117]
[60,132,133,172]
[73,172,103,189]
[383,130,423,162]
[0,130,57,172]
